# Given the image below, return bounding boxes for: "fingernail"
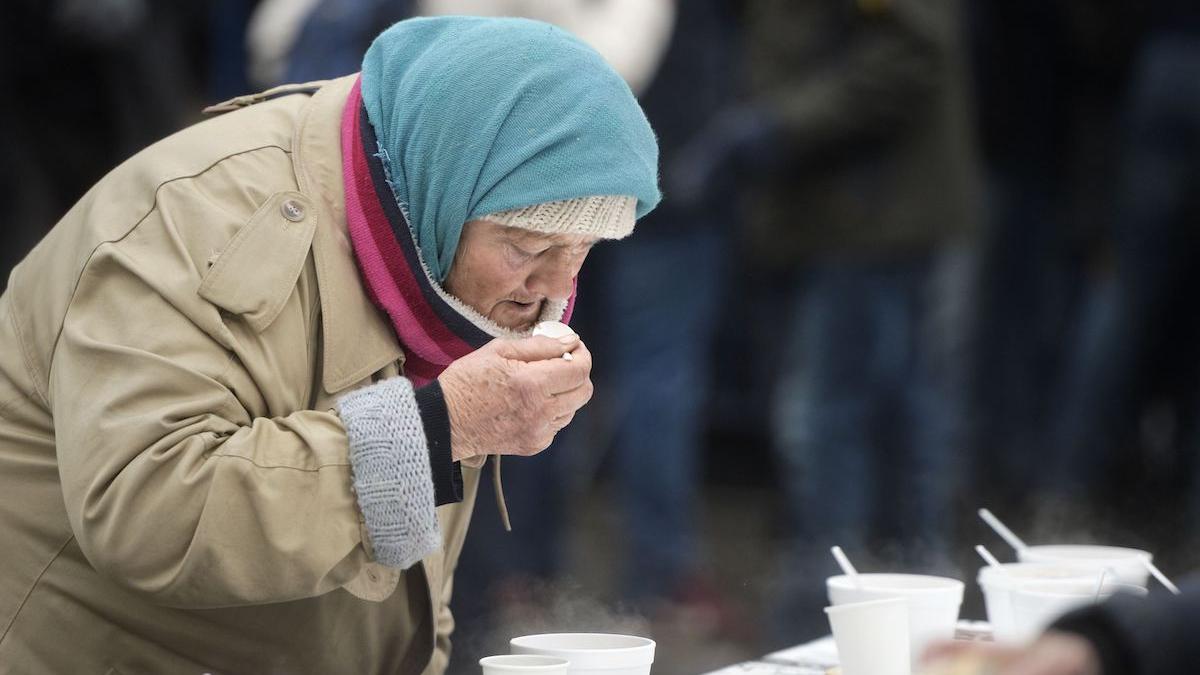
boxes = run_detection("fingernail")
[557,335,577,345]
[561,352,574,361]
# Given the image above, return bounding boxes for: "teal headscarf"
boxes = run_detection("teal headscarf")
[360,16,662,282]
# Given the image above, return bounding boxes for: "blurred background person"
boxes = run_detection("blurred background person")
[599,0,734,608]
[668,0,981,642]
[1,0,203,286]
[964,0,1145,538]
[1042,0,1200,563]
[247,0,412,86]
[586,0,745,637]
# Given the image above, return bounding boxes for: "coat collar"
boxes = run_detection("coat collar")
[292,75,403,393]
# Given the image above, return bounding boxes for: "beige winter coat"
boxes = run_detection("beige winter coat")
[0,74,477,674]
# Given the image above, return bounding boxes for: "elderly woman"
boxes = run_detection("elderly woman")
[0,17,658,673]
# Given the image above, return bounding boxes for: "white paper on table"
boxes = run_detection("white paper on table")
[699,661,829,675]
[762,636,839,669]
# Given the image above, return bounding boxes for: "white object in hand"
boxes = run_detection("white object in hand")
[531,321,576,361]
[978,508,1030,553]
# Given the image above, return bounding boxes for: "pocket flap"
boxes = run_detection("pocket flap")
[199,192,317,332]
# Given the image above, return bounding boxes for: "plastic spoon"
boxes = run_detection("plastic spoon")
[1142,559,1181,596]
[975,544,1004,571]
[831,546,861,589]
[978,508,1030,553]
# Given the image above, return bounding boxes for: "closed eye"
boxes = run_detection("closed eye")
[507,242,543,262]
[513,241,554,257]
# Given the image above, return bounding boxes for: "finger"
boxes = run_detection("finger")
[493,335,580,363]
[564,339,592,372]
[522,356,590,396]
[547,380,593,418]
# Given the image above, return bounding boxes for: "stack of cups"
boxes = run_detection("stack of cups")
[825,597,911,675]
[827,573,963,667]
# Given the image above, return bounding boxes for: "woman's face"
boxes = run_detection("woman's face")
[444,219,597,332]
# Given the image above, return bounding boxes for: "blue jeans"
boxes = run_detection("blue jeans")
[1051,35,1200,500]
[774,255,962,559]
[603,226,726,602]
[771,255,964,640]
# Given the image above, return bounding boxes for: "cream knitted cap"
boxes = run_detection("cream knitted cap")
[480,195,637,240]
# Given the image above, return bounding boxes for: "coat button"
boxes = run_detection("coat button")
[280,199,306,222]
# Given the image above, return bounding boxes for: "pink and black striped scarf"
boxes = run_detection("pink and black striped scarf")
[340,78,574,385]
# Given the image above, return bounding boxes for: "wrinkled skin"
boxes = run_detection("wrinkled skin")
[439,334,592,461]
[438,219,597,460]
[444,219,595,333]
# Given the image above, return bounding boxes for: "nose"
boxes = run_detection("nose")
[526,253,579,301]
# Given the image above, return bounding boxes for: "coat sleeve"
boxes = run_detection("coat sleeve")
[51,242,378,609]
[1052,579,1200,675]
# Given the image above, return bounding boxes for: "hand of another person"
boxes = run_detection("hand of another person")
[438,334,593,462]
[920,633,1102,675]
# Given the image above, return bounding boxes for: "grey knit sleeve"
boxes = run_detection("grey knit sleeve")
[337,377,442,569]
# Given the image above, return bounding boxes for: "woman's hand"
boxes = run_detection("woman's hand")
[438,334,593,462]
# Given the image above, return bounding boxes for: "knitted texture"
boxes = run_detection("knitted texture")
[360,16,661,282]
[481,195,636,240]
[337,377,441,569]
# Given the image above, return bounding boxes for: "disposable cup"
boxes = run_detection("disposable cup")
[510,633,654,675]
[481,655,571,674]
[977,563,1101,643]
[824,597,911,675]
[827,573,962,663]
[1017,545,1152,587]
[1009,579,1147,643]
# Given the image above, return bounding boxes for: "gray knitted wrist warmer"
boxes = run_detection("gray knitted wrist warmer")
[337,377,442,569]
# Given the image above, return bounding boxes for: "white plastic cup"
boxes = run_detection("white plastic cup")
[824,597,911,675]
[1008,579,1148,644]
[977,563,1102,643]
[827,573,962,664]
[1017,545,1152,587]
[510,633,655,675]
[481,655,571,674]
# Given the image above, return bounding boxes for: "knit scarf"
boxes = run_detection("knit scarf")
[341,78,574,385]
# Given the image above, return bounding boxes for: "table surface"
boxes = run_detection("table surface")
[699,621,994,675]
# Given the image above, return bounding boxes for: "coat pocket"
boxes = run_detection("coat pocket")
[199,192,317,332]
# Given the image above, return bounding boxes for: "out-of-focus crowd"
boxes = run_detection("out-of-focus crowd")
[4,0,1199,672]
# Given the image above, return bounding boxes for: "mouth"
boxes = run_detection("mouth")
[496,299,543,328]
